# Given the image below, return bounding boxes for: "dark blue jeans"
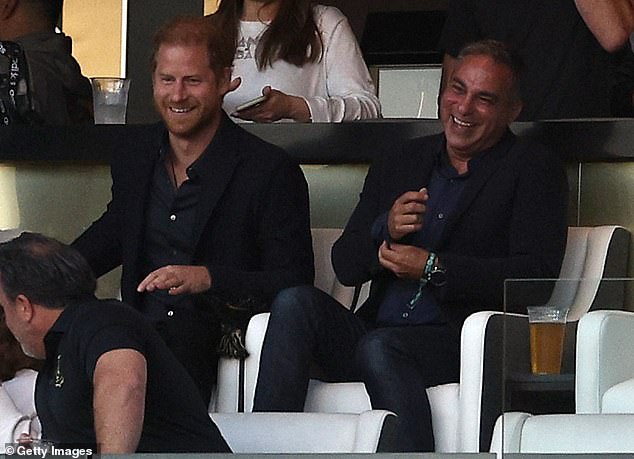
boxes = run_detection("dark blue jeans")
[253,285,460,452]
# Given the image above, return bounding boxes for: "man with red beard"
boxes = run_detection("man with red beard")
[253,40,568,452]
[72,16,314,407]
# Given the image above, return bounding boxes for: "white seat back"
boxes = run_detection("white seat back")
[576,310,634,413]
[491,412,634,454]
[210,410,395,453]
[311,228,370,309]
[311,228,356,307]
[548,225,626,321]
[304,379,371,413]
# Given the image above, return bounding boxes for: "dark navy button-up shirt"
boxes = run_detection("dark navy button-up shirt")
[141,137,206,321]
[373,145,478,326]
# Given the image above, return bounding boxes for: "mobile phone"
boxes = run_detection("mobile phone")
[234,95,267,112]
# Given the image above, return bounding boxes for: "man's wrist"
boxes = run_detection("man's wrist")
[427,252,447,287]
[423,252,437,279]
[407,251,436,308]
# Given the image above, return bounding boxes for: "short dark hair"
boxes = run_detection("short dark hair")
[457,39,523,102]
[0,232,96,309]
[151,15,234,77]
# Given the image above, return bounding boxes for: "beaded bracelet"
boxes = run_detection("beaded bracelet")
[408,252,437,309]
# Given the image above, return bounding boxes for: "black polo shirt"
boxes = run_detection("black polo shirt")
[35,297,230,453]
[439,0,615,120]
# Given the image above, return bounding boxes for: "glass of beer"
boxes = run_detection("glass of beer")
[527,305,568,375]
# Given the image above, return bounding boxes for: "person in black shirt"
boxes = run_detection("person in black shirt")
[0,232,230,453]
[439,0,634,120]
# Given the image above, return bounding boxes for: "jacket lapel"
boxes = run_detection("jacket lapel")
[191,117,242,246]
[124,134,159,283]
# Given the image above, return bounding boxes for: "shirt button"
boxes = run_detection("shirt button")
[437,212,445,220]
[167,310,174,317]
[402,312,409,319]
[170,214,177,221]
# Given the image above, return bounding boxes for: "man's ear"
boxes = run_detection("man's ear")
[219,67,234,96]
[508,100,523,124]
[14,293,35,322]
[0,0,19,21]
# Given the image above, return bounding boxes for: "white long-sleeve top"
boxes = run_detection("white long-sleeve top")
[0,369,40,451]
[223,5,381,122]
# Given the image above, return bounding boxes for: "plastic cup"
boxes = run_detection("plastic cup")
[90,77,131,124]
[527,305,568,375]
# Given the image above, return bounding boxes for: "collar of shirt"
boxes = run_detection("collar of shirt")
[156,113,235,183]
[43,295,97,359]
[439,128,516,175]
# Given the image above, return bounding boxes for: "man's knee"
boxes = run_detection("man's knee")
[269,285,330,325]
[355,329,399,376]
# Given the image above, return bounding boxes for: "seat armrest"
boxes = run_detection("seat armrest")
[576,310,634,413]
[304,379,371,413]
[215,312,270,413]
[356,410,397,453]
[210,410,395,453]
[515,413,634,453]
[603,378,634,413]
[457,311,529,452]
[427,382,459,452]
[243,313,270,411]
[213,358,240,412]
[489,411,532,455]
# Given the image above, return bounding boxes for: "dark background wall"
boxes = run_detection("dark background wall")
[125,0,448,123]
[126,0,203,123]
[323,0,448,40]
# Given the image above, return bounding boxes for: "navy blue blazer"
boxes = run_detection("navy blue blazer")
[73,115,314,308]
[332,131,568,327]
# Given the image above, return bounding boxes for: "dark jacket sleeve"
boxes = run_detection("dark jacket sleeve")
[332,136,438,287]
[71,159,124,277]
[331,153,386,287]
[71,125,160,278]
[204,156,314,302]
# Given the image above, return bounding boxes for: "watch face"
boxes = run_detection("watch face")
[429,267,447,287]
